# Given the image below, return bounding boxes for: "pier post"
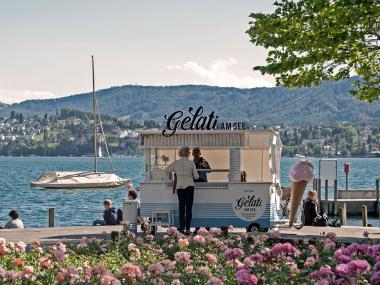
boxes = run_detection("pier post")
[338,207,343,225]
[362,205,368,227]
[338,203,347,226]
[333,179,338,216]
[48,208,55,227]
[324,180,328,215]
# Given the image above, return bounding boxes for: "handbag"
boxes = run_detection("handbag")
[312,214,329,227]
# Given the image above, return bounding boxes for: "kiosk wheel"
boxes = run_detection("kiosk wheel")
[247,223,261,233]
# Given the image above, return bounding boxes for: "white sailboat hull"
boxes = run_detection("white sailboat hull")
[31,171,130,189]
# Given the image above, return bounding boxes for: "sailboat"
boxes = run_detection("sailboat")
[31,56,130,188]
[98,145,104,158]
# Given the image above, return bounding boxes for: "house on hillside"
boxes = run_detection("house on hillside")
[321,145,336,157]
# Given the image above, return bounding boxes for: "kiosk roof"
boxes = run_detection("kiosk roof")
[139,130,282,149]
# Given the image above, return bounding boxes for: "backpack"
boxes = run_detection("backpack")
[117,208,123,223]
[312,214,329,227]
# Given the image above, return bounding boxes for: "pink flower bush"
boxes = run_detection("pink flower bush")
[148,263,165,276]
[207,276,224,285]
[174,252,191,264]
[314,279,329,285]
[15,241,26,252]
[270,242,299,258]
[249,253,264,262]
[310,265,332,279]
[335,263,350,276]
[206,253,218,264]
[101,273,121,285]
[269,230,281,239]
[371,271,380,284]
[193,235,206,245]
[178,238,189,247]
[235,268,258,285]
[325,232,337,240]
[224,248,244,260]
[198,266,210,276]
[119,263,143,282]
[0,228,379,284]
[305,257,316,267]
[347,259,371,275]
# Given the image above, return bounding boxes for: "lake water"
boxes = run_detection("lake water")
[0,157,379,228]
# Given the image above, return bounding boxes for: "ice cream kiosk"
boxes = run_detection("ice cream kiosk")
[139,130,283,232]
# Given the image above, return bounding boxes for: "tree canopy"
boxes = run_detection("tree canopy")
[247,0,380,101]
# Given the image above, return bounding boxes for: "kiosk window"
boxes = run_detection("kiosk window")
[241,149,272,182]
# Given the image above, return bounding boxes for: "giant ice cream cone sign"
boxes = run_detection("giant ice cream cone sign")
[288,160,314,227]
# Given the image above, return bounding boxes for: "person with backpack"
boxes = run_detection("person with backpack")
[303,190,329,226]
[93,199,119,226]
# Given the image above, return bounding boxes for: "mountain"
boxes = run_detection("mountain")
[1,78,380,126]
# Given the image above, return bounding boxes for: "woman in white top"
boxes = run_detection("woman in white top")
[166,146,199,234]
[4,210,24,229]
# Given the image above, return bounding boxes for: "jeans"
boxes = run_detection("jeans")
[93,219,107,226]
[177,186,194,231]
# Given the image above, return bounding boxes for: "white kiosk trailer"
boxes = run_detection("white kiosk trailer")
[139,130,283,232]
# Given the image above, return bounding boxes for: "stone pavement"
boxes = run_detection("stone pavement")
[1,225,379,244]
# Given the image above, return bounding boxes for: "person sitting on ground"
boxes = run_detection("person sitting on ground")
[116,190,142,224]
[303,190,321,226]
[127,190,145,226]
[4,210,24,229]
[128,190,141,209]
[93,199,119,226]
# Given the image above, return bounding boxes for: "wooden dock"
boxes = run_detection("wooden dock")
[1,225,379,244]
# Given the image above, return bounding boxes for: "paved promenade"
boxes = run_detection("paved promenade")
[1,225,379,244]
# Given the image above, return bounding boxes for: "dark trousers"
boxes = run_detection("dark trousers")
[177,186,194,231]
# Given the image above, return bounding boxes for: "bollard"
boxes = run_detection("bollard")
[334,179,338,216]
[362,205,368,227]
[325,180,329,215]
[338,207,344,226]
[317,179,322,204]
[341,203,347,226]
[48,208,55,227]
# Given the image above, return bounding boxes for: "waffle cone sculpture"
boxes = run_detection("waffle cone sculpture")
[288,160,314,227]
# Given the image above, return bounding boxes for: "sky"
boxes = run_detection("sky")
[0,0,275,104]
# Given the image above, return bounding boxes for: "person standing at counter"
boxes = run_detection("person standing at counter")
[192,147,211,182]
[166,146,199,234]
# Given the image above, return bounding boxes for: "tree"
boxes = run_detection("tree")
[247,0,380,101]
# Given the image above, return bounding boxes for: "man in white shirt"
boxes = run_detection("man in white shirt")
[166,146,199,234]
[4,210,24,229]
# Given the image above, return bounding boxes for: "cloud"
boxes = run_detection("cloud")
[167,58,274,88]
[0,86,57,104]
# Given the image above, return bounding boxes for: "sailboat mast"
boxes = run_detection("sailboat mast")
[92,55,97,172]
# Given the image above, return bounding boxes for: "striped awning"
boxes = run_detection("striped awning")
[139,130,282,149]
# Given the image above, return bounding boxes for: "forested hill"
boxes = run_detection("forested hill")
[1,78,380,126]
